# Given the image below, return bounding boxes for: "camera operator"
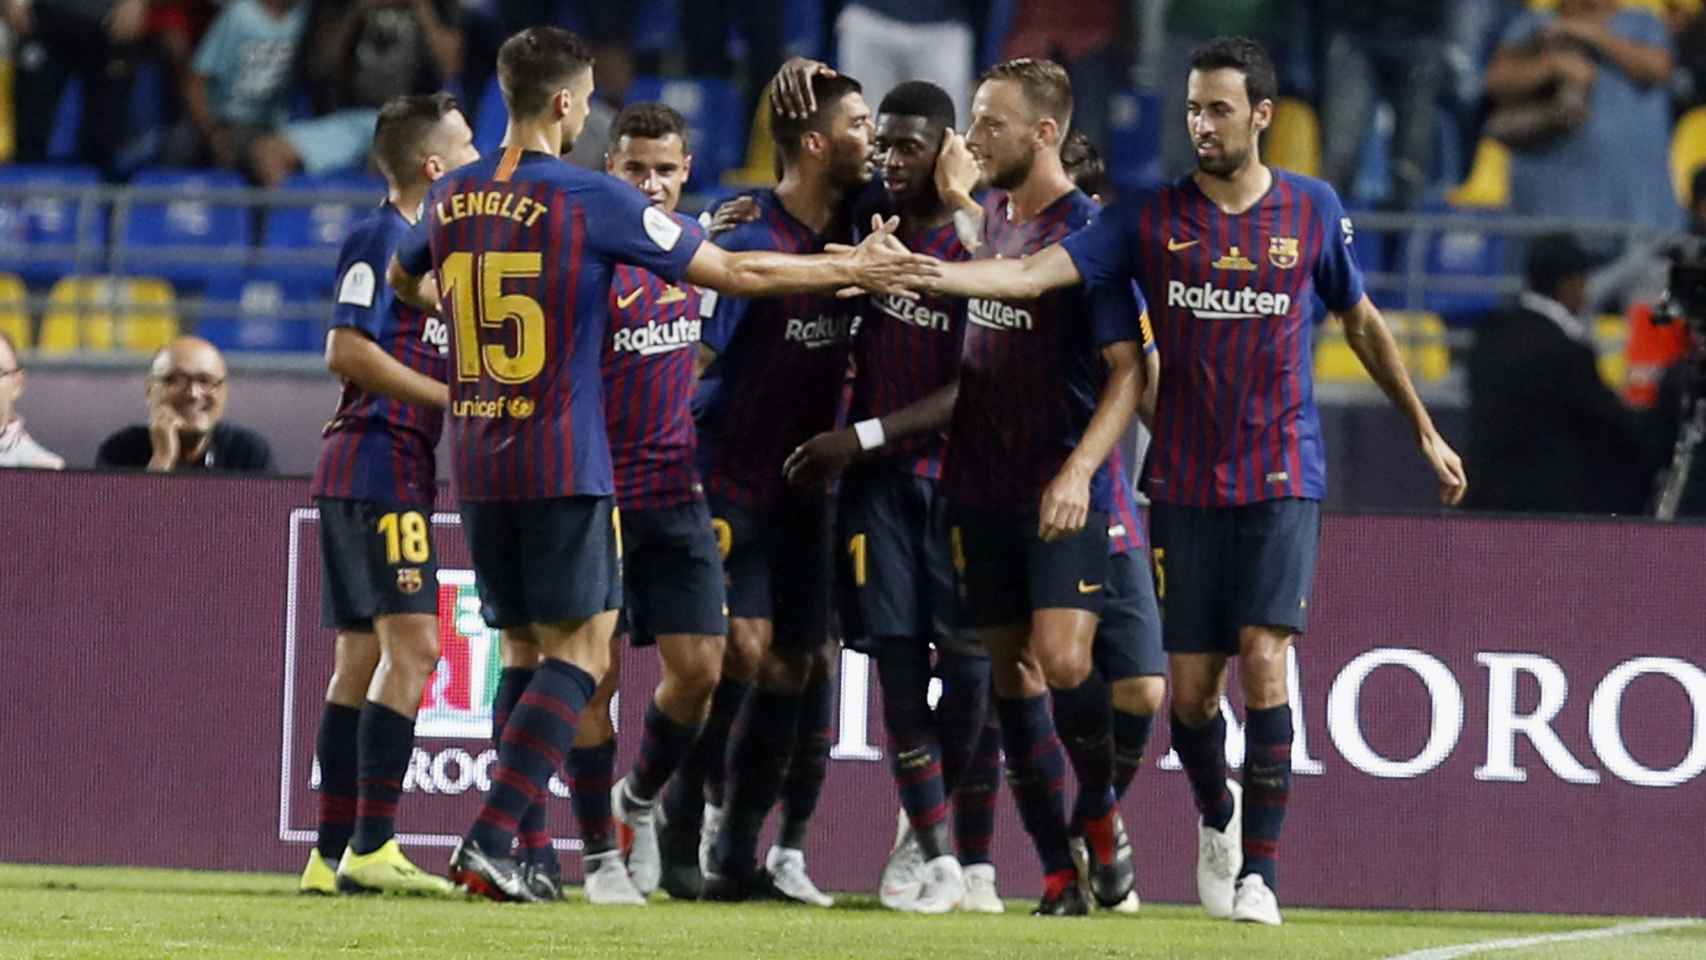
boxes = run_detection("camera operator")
[1648,241,1706,518]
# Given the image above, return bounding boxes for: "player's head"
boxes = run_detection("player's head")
[146,336,228,437]
[0,329,21,428]
[968,58,1073,192]
[1186,36,1276,180]
[771,74,873,190]
[372,92,479,192]
[605,102,693,215]
[1061,129,1107,203]
[497,26,596,155]
[875,81,956,208]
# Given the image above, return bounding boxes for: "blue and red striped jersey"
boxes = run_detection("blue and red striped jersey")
[941,189,1146,515]
[602,213,707,510]
[1061,169,1364,506]
[848,218,969,480]
[397,148,704,502]
[1106,445,1147,554]
[310,203,448,507]
[695,189,853,512]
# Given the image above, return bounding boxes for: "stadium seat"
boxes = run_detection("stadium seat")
[38,275,179,354]
[474,75,506,158]
[724,96,779,188]
[626,76,744,189]
[0,164,106,284]
[1267,97,1321,179]
[196,275,321,353]
[1595,313,1628,390]
[0,55,13,162]
[629,0,682,53]
[1106,89,1163,192]
[1314,310,1449,384]
[1669,106,1706,207]
[0,272,28,350]
[257,170,385,292]
[113,169,252,292]
[1447,138,1511,209]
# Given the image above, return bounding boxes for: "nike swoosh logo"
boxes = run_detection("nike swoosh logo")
[1167,237,1198,252]
[616,287,644,310]
[1077,580,1103,594]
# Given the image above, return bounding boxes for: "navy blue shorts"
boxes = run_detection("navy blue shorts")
[1149,498,1321,656]
[949,507,1110,630]
[317,497,438,631]
[837,466,957,654]
[459,496,622,630]
[709,492,832,653]
[619,500,728,646]
[1095,549,1165,680]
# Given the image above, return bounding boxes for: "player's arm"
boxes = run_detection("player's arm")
[927,244,1083,300]
[324,328,449,409]
[1334,295,1468,505]
[1137,321,1159,431]
[1039,340,1141,542]
[783,377,960,488]
[387,254,439,313]
[683,217,940,299]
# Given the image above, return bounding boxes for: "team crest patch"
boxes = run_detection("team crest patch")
[1268,237,1300,270]
[397,568,423,594]
[509,396,535,419]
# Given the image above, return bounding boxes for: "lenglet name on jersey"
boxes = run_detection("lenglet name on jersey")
[966,297,1033,331]
[437,190,548,228]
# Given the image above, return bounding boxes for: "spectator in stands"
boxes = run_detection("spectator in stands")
[145,2,221,140]
[6,0,148,177]
[244,0,465,187]
[1001,0,1125,148]
[1315,1,1448,211]
[1467,233,1654,514]
[95,336,275,473]
[835,1,977,125]
[1665,0,1706,114]
[158,0,307,181]
[1486,0,1679,233]
[0,331,64,470]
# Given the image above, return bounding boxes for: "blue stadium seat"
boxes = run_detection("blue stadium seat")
[0,164,106,284]
[629,0,681,53]
[1105,89,1163,194]
[474,75,508,158]
[196,275,322,353]
[257,170,385,292]
[625,76,743,188]
[1344,204,1399,308]
[114,168,252,292]
[783,0,825,60]
[1408,201,1506,326]
[47,76,83,162]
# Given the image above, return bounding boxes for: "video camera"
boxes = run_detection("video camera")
[1653,236,1706,334]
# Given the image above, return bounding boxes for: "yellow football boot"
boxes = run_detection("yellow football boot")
[336,839,457,896]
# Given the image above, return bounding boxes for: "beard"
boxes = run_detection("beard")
[1195,141,1251,179]
[831,151,875,190]
[986,148,1035,192]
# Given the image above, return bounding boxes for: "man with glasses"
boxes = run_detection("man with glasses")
[0,330,64,470]
[96,335,275,473]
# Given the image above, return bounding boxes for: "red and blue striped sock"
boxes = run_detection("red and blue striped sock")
[313,702,360,863]
[878,648,949,856]
[1111,709,1154,801]
[568,739,618,856]
[1050,673,1115,830]
[952,716,1002,866]
[350,701,415,855]
[779,674,834,850]
[713,689,800,876]
[1239,705,1293,891]
[995,694,1074,876]
[491,666,553,862]
[1170,710,1235,831]
[628,702,700,803]
[468,659,593,855]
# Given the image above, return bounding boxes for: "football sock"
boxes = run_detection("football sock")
[628,701,700,803]
[698,678,751,809]
[314,702,360,863]
[1111,709,1154,801]
[934,650,991,794]
[1050,671,1115,830]
[492,666,553,862]
[1239,704,1293,891]
[350,701,415,855]
[568,740,618,857]
[877,647,949,856]
[952,716,1001,866]
[779,674,833,851]
[1170,710,1236,832]
[468,659,594,855]
[996,694,1074,875]
[713,689,800,875]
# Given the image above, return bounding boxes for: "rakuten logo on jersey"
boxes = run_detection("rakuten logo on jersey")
[422,316,450,354]
[612,317,701,356]
[785,314,854,349]
[1166,280,1294,320]
[966,297,1033,331]
[874,293,953,332]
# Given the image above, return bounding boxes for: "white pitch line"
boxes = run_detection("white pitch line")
[1384,918,1700,960]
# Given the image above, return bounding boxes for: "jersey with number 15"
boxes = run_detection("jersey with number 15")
[397,146,705,502]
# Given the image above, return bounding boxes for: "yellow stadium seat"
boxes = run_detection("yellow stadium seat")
[1671,106,1706,207]
[1595,313,1628,389]
[0,57,14,164]
[1314,310,1450,384]
[1447,138,1511,209]
[1266,97,1321,179]
[0,273,27,351]
[724,97,779,188]
[40,276,179,355]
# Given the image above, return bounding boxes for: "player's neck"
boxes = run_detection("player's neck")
[390,186,427,225]
[1006,156,1075,223]
[775,169,842,235]
[500,121,560,160]
[1192,160,1273,215]
[902,189,954,232]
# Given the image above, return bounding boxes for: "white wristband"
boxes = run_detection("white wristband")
[853,418,886,452]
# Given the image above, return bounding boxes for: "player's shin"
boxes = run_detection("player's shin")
[1239,704,1293,892]
[877,645,951,859]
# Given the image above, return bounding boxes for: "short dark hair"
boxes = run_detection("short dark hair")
[771,74,864,160]
[372,92,461,185]
[1061,130,1106,198]
[878,81,956,132]
[498,26,594,120]
[979,58,1073,132]
[1188,36,1279,108]
[611,102,691,153]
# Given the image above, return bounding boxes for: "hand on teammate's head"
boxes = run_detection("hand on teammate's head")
[771,57,838,120]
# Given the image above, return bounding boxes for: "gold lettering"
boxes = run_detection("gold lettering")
[499,193,518,219]
[452,193,469,221]
[525,202,547,228]
[435,201,450,224]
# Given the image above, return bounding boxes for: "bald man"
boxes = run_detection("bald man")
[0,330,64,470]
[95,336,275,473]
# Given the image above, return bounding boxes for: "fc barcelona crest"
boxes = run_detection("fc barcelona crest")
[397,568,424,594]
[1268,236,1300,270]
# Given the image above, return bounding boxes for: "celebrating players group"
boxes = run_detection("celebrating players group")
[297,24,1468,926]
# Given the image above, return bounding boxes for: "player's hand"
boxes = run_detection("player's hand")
[1039,460,1093,542]
[784,428,861,489]
[934,132,982,209]
[844,214,940,299]
[147,402,185,472]
[771,57,838,119]
[1419,429,1468,506]
[708,195,762,237]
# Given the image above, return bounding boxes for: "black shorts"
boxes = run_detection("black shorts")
[1095,549,1166,680]
[317,498,439,631]
[948,507,1111,630]
[709,492,832,653]
[1149,498,1321,656]
[459,496,622,630]
[619,500,728,646]
[837,467,957,654]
